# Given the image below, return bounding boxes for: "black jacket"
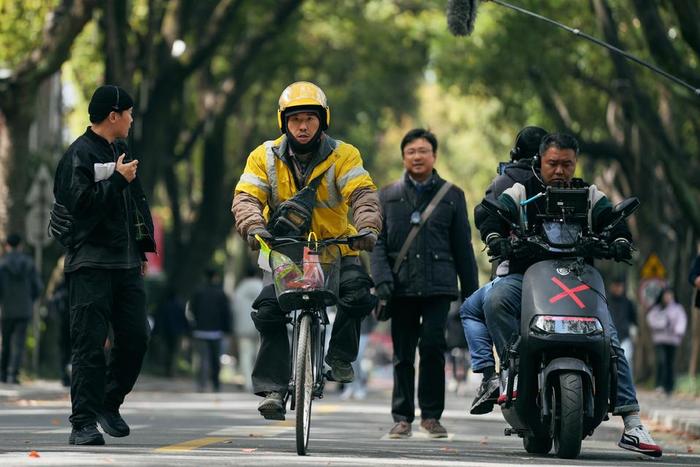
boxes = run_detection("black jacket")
[190,283,232,333]
[475,161,536,232]
[690,255,700,287]
[0,251,43,320]
[54,128,155,271]
[608,294,637,341]
[478,176,632,275]
[371,171,479,300]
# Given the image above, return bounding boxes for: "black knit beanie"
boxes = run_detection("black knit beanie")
[88,85,134,123]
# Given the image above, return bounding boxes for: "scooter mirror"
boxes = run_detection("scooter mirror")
[481,198,519,229]
[612,197,640,219]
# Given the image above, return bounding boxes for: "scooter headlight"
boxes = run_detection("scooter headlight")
[530,315,603,335]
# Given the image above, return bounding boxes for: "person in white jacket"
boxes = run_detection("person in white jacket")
[647,288,687,396]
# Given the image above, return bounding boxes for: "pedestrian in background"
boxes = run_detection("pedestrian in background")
[690,253,700,308]
[647,287,687,396]
[341,313,377,400]
[371,128,479,439]
[608,278,638,373]
[0,234,43,384]
[46,255,71,387]
[445,301,469,396]
[153,288,189,377]
[189,268,232,392]
[53,85,156,445]
[232,263,263,392]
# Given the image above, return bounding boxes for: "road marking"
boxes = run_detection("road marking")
[154,436,231,452]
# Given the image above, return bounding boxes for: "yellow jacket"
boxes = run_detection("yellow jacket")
[234,134,377,256]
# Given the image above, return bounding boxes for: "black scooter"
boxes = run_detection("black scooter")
[483,187,639,459]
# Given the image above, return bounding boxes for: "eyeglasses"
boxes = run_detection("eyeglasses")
[403,147,433,156]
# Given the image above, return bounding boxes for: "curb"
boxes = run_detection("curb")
[642,407,700,439]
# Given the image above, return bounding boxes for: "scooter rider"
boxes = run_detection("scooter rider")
[479,133,662,457]
[231,81,381,421]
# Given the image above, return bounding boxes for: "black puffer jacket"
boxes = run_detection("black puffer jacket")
[0,251,43,320]
[371,171,478,300]
[53,128,155,270]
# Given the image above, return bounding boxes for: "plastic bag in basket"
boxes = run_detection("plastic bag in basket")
[302,246,325,289]
[270,250,303,290]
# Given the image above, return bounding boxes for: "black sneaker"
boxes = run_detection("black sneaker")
[325,356,354,383]
[69,423,105,445]
[97,409,130,437]
[258,391,286,420]
[470,374,500,415]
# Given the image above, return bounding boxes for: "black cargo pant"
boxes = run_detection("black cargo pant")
[67,267,149,427]
[391,296,451,423]
[250,258,375,396]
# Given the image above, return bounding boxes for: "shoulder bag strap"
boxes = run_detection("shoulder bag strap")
[392,181,453,275]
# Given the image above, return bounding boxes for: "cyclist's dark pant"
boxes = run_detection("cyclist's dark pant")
[250,257,375,396]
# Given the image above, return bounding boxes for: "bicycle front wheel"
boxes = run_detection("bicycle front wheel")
[295,313,313,455]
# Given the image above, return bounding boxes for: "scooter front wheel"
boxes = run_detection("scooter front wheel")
[552,372,583,459]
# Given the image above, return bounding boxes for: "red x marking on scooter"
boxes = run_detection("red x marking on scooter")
[549,277,590,309]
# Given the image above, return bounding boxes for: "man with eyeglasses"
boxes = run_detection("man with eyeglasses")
[53,85,156,445]
[371,128,479,439]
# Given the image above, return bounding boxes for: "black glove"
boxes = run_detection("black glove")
[486,235,511,259]
[350,228,378,252]
[610,239,633,262]
[247,227,272,251]
[375,281,394,301]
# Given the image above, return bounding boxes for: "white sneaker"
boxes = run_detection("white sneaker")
[618,425,662,458]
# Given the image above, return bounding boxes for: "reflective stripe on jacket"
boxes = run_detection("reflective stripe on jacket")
[234,134,376,256]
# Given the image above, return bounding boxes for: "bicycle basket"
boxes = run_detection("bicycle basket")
[270,242,342,312]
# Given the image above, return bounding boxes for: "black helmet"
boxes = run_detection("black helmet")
[510,126,548,161]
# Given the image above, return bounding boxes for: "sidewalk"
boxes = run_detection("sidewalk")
[638,390,700,438]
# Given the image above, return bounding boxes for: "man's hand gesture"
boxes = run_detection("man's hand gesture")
[116,153,138,183]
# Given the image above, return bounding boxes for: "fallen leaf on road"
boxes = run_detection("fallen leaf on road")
[242,448,256,453]
[28,451,40,458]
[440,447,457,453]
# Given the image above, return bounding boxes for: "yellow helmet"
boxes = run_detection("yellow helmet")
[277,81,330,132]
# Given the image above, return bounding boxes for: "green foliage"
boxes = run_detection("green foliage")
[0,0,59,68]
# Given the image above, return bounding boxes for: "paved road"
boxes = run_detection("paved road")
[1,385,699,466]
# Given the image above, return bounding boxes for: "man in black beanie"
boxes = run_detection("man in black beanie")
[53,85,156,445]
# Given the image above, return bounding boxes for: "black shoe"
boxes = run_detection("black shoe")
[97,410,130,437]
[69,423,105,445]
[325,356,354,383]
[258,391,285,420]
[470,374,500,415]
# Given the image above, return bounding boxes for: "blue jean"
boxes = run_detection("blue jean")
[483,274,639,415]
[459,278,500,372]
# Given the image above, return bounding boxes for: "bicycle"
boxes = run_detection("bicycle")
[264,233,364,455]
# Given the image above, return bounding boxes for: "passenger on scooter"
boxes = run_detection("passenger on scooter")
[462,126,547,415]
[478,132,662,457]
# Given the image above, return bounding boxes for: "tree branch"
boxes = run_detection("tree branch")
[669,0,700,58]
[9,0,98,85]
[630,0,700,89]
